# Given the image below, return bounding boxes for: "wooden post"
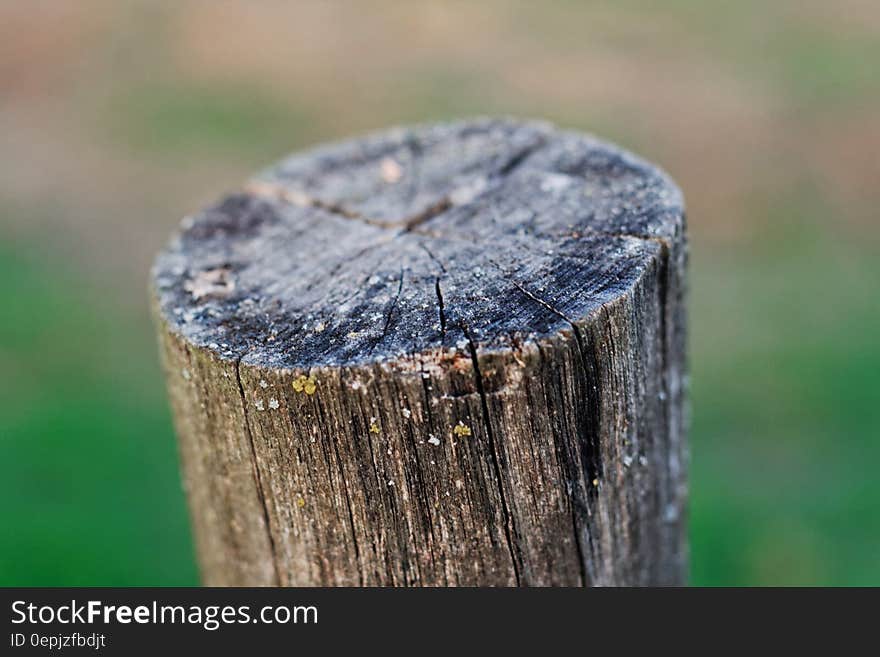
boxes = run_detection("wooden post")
[152,119,687,586]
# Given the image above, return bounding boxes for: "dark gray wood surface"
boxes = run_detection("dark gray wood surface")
[152,118,688,586]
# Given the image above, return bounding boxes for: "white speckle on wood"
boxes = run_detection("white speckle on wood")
[449,176,487,205]
[380,157,403,183]
[540,172,574,193]
[184,267,235,301]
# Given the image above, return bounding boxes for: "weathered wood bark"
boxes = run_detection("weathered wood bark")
[152,119,688,586]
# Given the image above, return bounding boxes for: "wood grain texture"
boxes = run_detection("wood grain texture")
[152,118,688,586]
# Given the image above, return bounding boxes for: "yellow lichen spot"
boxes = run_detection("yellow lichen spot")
[296,497,306,508]
[292,374,317,395]
[369,417,381,434]
[592,478,599,487]
[453,421,472,438]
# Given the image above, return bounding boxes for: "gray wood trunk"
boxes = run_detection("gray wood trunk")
[151,118,688,586]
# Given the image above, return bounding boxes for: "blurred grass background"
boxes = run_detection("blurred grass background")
[1,0,878,586]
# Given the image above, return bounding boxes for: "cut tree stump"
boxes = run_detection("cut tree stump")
[152,118,688,586]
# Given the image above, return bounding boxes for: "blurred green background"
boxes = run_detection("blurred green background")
[2,1,878,586]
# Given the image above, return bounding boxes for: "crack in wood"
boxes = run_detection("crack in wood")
[233,352,282,585]
[464,327,523,585]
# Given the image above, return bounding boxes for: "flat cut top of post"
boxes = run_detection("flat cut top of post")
[152,118,684,369]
